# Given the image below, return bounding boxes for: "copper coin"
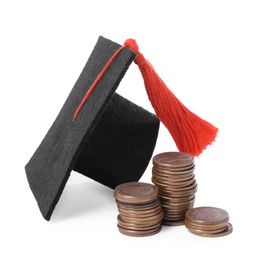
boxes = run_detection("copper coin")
[153,163,195,173]
[161,216,184,222]
[117,223,161,232]
[152,178,197,192]
[152,176,196,188]
[154,164,195,173]
[117,199,161,209]
[164,210,191,217]
[152,167,195,177]
[114,182,159,204]
[152,172,195,182]
[152,179,196,189]
[163,215,185,220]
[161,204,194,211]
[154,180,196,190]
[159,185,197,198]
[152,172,195,183]
[163,208,192,216]
[153,152,194,168]
[152,167,194,175]
[117,214,161,229]
[118,210,163,219]
[152,165,195,176]
[152,178,195,189]
[117,225,161,237]
[156,170,195,179]
[163,210,191,218]
[185,207,229,226]
[117,215,161,229]
[186,223,233,237]
[118,204,163,216]
[185,224,229,234]
[117,220,161,231]
[185,218,230,230]
[167,181,197,192]
[162,197,195,207]
[120,211,164,224]
[163,212,186,219]
[162,205,192,213]
[160,199,195,207]
[163,214,186,220]
[160,194,195,203]
[164,215,185,220]
[116,198,160,210]
[161,200,194,209]
[152,178,195,188]
[119,208,163,219]
[162,219,185,226]
[152,178,195,190]
[163,209,186,216]
[162,216,184,222]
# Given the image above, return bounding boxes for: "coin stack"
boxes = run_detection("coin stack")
[152,152,197,226]
[114,182,164,237]
[185,207,233,237]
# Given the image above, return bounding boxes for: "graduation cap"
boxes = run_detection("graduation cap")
[25,36,217,221]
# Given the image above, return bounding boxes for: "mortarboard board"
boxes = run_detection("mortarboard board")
[25,36,160,220]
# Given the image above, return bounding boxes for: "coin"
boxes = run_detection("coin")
[163,207,192,215]
[162,197,195,208]
[152,178,197,192]
[118,205,163,217]
[117,221,161,231]
[185,223,229,234]
[153,167,195,175]
[117,224,161,237]
[158,185,197,198]
[159,194,195,203]
[163,214,185,220]
[153,152,194,168]
[151,152,198,227]
[184,207,233,237]
[186,223,233,237]
[152,172,195,183]
[114,182,164,236]
[154,179,196,190]
[185,218,229,230]
[185,207,229,225]
[116,198,160,210]
[154,164,195,172]
[153,165,195,174]
[163,211,185,217]
[117,214,160,229]
[152,179,196,189]
[162,219,185,226]
[114,182,159,204]
[120,211,164,224]
[152,175,195,186]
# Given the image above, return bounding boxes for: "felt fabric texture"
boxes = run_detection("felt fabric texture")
[25,36,160,221]
[74,93,159,188]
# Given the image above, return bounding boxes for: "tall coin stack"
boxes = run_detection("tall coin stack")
[152,152,197,226]
[114,182,164,237]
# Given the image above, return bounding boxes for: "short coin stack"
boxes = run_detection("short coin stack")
[185,207,233,237]
[152,152,197,226]
[114,182,164,237]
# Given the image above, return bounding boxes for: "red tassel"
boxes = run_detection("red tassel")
[124,39,218,156]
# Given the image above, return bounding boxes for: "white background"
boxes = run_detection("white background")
[1,0,260,259]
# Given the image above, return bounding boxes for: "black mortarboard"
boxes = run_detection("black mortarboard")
[25,36,160,220]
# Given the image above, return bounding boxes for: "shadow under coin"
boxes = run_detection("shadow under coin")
[51,180,114,222]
